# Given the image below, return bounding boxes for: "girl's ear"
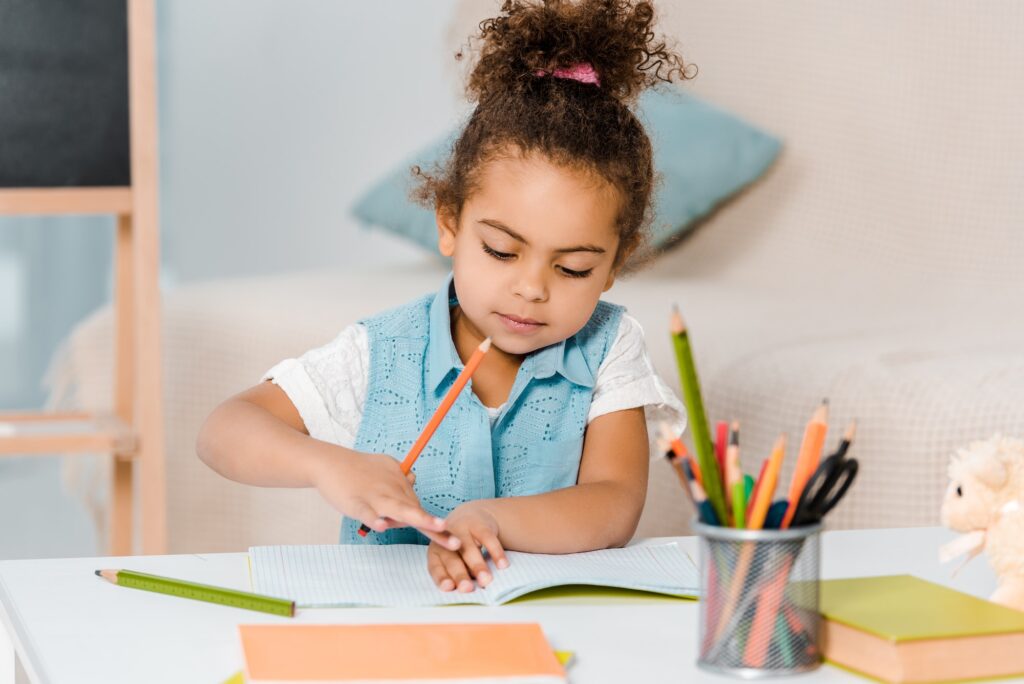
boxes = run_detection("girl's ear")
[603,242,634,292]
[436,205,458,257]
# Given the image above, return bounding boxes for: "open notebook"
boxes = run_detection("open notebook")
[249,542,699,608]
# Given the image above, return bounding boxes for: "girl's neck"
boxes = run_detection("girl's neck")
[450,305,523,408]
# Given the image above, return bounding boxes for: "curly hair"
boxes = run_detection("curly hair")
[414,0,694,268]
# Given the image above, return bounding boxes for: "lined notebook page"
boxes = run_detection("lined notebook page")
[250,543,698,608]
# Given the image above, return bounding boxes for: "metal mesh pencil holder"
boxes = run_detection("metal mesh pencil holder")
[694,521,822,678]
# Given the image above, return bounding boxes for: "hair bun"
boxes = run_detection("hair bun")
[466,0,694,104]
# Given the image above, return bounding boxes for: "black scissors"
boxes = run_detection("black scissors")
[792,450,858,526]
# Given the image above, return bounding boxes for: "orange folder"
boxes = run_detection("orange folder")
[239,623,566,682]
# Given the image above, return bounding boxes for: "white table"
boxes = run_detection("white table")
[0,528,1004,684]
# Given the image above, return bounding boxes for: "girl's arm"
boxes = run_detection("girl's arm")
[483,406,649,553]
[197,382,457,547]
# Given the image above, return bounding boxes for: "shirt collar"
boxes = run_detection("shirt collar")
[425,272,598,393]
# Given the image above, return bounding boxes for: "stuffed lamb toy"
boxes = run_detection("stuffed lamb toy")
[940,435,1024,611]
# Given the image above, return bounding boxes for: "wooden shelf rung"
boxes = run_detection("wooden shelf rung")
[0,412,135,455]
[0,187,133,216]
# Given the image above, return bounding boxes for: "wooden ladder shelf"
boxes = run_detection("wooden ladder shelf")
[0,0,167,555]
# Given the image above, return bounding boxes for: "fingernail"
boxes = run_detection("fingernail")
[433,517,446,527]
[440,579,454,591]
[448,538,462,550]
[497,558,510,569]
[458,580,474,593]
[478,571,492,585]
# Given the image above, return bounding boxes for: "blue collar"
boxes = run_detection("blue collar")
[425,273,598,394]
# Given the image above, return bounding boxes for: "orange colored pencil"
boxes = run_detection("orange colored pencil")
[659,422,703,488]
[781,400,829,529]
[747,458,769,520]
[747,435,786,530]
[358,337,492,536]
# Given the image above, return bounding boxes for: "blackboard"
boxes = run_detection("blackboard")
[0,0,130,187]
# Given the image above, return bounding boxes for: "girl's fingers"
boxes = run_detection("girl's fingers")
[375,514,459,551]
[381,500,447,533]
[458,536,493,587]
[427,548,455,591]
[418,528,462,551]
[440,548,474,593]
[405,471,417,485]
[349,501,386,532]
[476,529,509,570]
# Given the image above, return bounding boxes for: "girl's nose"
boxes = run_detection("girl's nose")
[513,266,548,302]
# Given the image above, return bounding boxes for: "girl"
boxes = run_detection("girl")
[198,0,690,594]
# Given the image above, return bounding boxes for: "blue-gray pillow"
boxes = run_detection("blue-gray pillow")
[352,88,780,254]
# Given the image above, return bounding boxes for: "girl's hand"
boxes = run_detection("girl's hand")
[310,448,460,550]
[426,501,509,592]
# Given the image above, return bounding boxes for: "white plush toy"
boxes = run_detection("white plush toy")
[940,435,1024,611]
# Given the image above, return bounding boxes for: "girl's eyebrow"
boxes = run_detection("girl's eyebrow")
[477,218,607,255]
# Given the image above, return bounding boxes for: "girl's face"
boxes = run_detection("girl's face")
[437,151,623,356]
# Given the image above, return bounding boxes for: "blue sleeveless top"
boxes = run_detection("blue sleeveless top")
[342,273,624,544]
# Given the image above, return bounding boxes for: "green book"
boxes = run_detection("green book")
[819,575,1024,683]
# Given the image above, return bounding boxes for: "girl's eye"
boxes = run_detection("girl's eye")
[481,242,515,261]
[559,265,593,279]
[956,485,963,497]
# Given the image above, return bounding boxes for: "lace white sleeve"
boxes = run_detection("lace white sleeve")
[261,323,370,449]
[588,313,687,456]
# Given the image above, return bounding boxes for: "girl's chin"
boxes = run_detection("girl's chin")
[490,331,554,357]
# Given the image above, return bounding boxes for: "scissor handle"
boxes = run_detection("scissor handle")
[793,455,859,526]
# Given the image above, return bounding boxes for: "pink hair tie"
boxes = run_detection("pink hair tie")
[534,62,601,87]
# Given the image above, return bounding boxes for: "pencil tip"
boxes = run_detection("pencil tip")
[479,337,492,352]
[669,305,686,334]
[94,570,101,576]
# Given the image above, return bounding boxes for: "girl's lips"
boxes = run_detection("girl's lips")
[497,313,545,334]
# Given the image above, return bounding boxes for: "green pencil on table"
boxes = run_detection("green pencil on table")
[95,568,295,617]
[670,305,728,524]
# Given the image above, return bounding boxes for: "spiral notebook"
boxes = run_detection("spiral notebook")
[248,542,699,608]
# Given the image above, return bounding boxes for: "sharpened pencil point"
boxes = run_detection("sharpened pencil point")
[669,306,686,335]
[94,570,101,576]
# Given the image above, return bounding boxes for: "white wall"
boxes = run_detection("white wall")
[157,0,470,283]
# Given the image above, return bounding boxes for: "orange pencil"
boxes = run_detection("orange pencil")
[780,400,829,529]
[659,422,703,488]
[358,337,492,536]
[711,434,787,642]
[746,435,786,530]
[747,458,769,520]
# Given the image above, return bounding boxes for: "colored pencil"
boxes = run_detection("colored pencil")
[359,337,492,536]
[715,420,729,484]
[724,421,742,527]
[781,400,829,529]
[659,442,696,509]
[747,435,786,531]
[658,421,704,489]
[834,419,857,459]
[747,458,769,524]
[688,476,720,526]
[95,569,295,617]
[670,306,727,524]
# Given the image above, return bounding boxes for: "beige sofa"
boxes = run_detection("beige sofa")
[50,1,1024,552]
